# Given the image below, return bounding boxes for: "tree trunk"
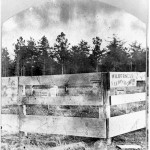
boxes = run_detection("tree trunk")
[31,57,33,76]
[48,59,53,75]
[50,65,53,75]
[131,62,132,71]
[62,63,64,74]
[96,61,98,72]
[23,65,25,76]
[5,58,7,77]
[21,68,22,76]
[16,53,20,76]
[43,58,46,75]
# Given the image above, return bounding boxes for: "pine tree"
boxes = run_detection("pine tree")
[37,36,50,75]
[54,32,70,74]
[2,48,11,77]
[103,36,129,71]
[91,37,106,72]
[129,41,146,71]
[14,37,27,76]
[26,37,40,76]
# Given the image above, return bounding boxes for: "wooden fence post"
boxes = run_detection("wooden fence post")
[102,73,111,144]
[23,105,26,116]
[22,85,25,96]
[105,90,111,144]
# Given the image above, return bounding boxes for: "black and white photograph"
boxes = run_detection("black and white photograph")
[1,0,149,149]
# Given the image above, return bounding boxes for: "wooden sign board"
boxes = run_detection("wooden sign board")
[110,72,146,88]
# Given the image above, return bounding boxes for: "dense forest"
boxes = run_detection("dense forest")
[2,32,147,77]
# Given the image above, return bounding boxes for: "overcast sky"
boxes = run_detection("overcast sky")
[2,0,146,59]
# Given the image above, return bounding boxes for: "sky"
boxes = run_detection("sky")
[2,0,146,59]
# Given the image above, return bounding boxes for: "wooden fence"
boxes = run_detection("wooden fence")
[1,72,146,141]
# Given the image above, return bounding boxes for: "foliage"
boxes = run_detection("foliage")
[26,37,40,76]
[1,48,12,77]
[14,37,27,76]
[129,41,146,72]
[37,36,50,75]
[1,34,147,77]
[102,36,130,72]
[54,32,70,74]
[89,37,106,72]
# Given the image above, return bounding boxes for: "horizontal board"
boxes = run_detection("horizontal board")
[1,86,18,95]
[20,115,106,138]
[110,93,146,105]
[109,110,146,137]
[1,105,19,114]
[24,86,102,97]
[1,96,19,106]
[116,145,141,149]
[19,73,103,86]
[23,95,103,106]
[110,86,146,95]
[2,95,103,106]
[110,101,146,117]
[1,114,19,135]
[1,86,18,104]
[2,77,18,86]
[26,105,100,118]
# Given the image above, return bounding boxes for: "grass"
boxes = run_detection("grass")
[1,128,147,150]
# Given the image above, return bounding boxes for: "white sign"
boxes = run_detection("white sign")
[40,89,49,97]
[135,72,146,81]
[50,85,58,97]
[110,72,146,88]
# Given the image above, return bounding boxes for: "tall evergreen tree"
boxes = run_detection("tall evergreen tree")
[103,36,129,71]
[77,40,92,73]
[90,37,106,72]
[38,36,50,75]
[1,48,11,77]
[129,41,146,71]
[70,45,80,73]
[14,37,27,76]
[54,32,70,74]
[26,37,40,76]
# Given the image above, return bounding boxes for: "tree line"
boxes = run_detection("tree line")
[2,32,146,77]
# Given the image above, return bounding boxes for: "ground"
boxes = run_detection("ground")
[1,128,147,150]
